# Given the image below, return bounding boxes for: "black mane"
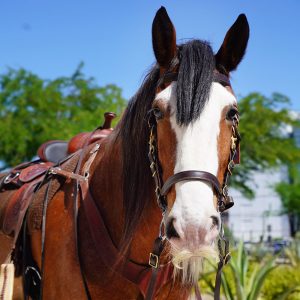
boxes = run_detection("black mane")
[116,40,215,248]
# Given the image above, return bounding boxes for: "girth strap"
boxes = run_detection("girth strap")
[161,170,222,199]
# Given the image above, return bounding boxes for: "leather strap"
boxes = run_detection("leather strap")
[40,143,173,299]
[161,170,222,199]
[214,236,231,300]
[194,284,202,300]
[158,70,231,88]
[79,171,173,298]
[48,167,87,182]
[213,72,231,87]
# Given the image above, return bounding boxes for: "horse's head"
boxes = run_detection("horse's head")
[150,7,249,282]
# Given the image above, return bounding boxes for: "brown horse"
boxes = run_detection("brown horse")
[0,7,249,300]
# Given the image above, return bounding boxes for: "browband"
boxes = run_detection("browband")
[158,71,231,87]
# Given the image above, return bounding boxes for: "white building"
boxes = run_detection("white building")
[228,169,291,242]
[228,112,300,242]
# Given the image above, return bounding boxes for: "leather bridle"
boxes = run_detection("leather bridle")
[148,71,240,215]
[147,69,241,299]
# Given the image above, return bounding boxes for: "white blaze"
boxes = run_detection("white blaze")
[155,81,237,283]
[156,82,236,244]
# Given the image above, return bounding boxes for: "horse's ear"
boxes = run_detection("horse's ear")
[215,14,249,74]
[152,7,177,68]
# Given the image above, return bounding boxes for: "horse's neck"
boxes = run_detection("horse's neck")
[88,134,162,264]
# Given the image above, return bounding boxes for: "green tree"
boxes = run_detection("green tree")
[275,164,300,236]
[0,64,127,169]
[232,92,300,197]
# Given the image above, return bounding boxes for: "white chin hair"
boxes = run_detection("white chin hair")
[170,244,218,284]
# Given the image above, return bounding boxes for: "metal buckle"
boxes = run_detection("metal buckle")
[231,136,237,150]
[222,185,228,198]
[149,253,159,268]
[3,172,20,184]
[224,252,231,264]
[48,167,60,175]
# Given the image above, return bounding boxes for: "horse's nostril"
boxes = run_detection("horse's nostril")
[166,217,180,239]
[211,215,220,229]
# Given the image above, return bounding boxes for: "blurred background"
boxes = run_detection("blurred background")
[0,1,299,299]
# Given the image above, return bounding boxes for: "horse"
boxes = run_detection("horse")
[0,6,249,300]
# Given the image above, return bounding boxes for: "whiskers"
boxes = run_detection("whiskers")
[170,244,218,284]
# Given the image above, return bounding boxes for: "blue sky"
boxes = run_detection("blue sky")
[0,1,299,110]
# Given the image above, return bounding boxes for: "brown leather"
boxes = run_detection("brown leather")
[80,178,173,299]
[68,144,173,299]
[37,140,67,162]
[18,163,51,183]
[2,162,52,188]
[2,180,38,237]
[67,129,113,154]
[37,112,116,162]
[102,112,116,129]
[234,143,240,164]
[213,71,231,87]
[67,112,115,154]
[32,141,172,299]
[1,161,53,238]
[161,170,222,198]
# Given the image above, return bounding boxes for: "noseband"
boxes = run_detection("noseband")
[148,71,240,215]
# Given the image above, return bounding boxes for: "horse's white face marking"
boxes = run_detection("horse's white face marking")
[155,81,237,282]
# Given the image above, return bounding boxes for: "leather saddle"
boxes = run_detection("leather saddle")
[37,112,116,163]
[0,112,116,238]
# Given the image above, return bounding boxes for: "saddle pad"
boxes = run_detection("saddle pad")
[27,150,82,233]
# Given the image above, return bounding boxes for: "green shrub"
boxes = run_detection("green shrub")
[261,265,300,300]
[200,241,276,300]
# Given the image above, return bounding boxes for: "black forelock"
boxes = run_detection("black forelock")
[176,40,215,125]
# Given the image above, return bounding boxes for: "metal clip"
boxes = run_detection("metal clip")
[222,185,228,198]
[48,167,60,175]
[3,172,20,184]
[149,253,159,268]
[231,136,237,150]
[90,143,100,154]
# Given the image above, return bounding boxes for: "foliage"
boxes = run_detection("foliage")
[275,164,300,235]
[200,241,276,300]
[0,64,127,169]
[276,169,300,215]
[254,238,300,299]
[285,237,300,267]
[232,92,300,197]
[261,264,300,300]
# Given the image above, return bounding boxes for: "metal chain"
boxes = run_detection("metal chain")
[218,114,240,212]
[148,118,167,213]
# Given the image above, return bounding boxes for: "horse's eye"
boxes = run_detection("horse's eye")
[226,107,238,121]
[153,107,164,120]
